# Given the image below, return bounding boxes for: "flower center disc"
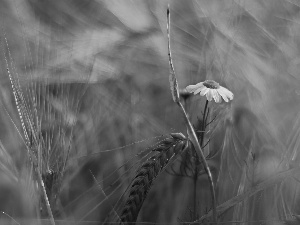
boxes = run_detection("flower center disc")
[203,80,220,89]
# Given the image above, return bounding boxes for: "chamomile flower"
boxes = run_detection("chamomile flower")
[186,80,233,103]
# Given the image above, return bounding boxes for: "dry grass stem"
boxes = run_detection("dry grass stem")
[167,5,217,224]
[2,34,56,225]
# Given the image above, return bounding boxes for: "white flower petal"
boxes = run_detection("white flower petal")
[219,86,234,100]
[200,87,209,96]
[217,89,228,102]
[193,85,206,95]
[211,90,217,102]
[217,87,234,102]
[206,89,213,101]
[217,93,222,103]
[212,90,221,103]
[186,82,204,93]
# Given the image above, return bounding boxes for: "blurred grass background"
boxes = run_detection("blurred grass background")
[0,0,300,224]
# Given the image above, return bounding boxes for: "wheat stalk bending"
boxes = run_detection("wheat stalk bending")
[120,133,188,224]
[167,5,217,224]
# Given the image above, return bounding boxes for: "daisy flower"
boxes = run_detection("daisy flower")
[186,80,233,103]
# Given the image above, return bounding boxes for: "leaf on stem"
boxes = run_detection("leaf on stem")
[167,6,180,103]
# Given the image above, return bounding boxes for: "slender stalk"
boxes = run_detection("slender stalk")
[178,102,217,224]
[37,170,56,225]
[167,7,180,104]
[167,6,217,224]
[193,160,199,221]
[200,100,209,147]
[182,84,200,222]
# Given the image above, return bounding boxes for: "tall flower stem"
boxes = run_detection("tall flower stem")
[200,100,209,147]
[193,157,200,221]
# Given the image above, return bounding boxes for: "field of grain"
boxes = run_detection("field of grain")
[0,0,300,225]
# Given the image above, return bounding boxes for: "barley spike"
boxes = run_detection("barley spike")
[120,134,188,224]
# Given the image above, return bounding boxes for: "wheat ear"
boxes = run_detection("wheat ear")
[120,133,188,224]
[2,33,55,225]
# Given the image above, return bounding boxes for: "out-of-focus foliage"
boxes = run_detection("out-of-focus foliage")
[0,0,300,224]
